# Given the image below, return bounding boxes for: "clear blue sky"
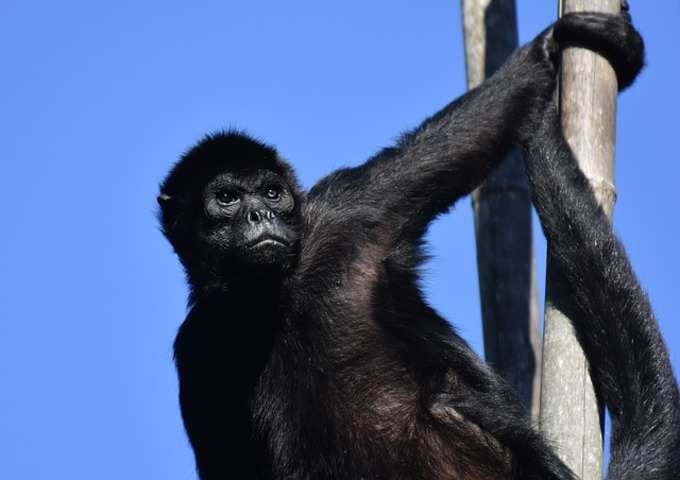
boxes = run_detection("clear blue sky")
[0,1,677,478]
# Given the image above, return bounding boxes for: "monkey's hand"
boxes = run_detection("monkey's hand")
[551,7,645,91]
[514,7,643,144]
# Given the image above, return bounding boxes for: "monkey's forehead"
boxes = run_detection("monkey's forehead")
[205,169,288,190]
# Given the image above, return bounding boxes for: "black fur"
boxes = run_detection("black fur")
[158,10,678,480]
[519,102,680,480]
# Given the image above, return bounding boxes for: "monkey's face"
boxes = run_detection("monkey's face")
[196,168,300,275]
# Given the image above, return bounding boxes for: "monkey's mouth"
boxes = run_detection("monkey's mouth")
[246,236,290,249]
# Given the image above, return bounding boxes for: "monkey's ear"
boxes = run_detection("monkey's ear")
[157,193,182,237]
[157,193,173,207]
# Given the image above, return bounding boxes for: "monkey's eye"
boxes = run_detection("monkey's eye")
[216,190,240,206]
[265,186,281,201]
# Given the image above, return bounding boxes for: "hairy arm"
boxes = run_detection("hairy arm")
[307,12,642,245]
[308,36,554,242]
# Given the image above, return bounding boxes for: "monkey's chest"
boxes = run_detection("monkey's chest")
[254,360,511,480]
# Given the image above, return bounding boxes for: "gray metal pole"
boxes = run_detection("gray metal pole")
[461,0,542,416]
[539,1,620,478]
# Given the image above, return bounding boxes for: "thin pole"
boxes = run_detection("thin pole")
[539,1,620,478]
[461,0,542,416]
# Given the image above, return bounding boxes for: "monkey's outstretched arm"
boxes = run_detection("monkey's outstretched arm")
[308,12,642,244]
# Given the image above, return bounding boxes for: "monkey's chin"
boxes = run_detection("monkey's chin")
[242,242,294,271]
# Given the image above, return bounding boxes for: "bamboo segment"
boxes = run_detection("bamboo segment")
[461,0,542,416]
[539,1,620,478]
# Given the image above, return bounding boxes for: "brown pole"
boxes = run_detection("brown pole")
[539,1,620,478]
[461,0,542,416]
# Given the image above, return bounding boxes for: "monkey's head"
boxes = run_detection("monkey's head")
[158,131,303,288]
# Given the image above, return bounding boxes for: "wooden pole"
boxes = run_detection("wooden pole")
[539,1,620,478]
[461,0,542,416]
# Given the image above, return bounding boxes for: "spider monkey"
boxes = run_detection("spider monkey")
[157,7,679,480]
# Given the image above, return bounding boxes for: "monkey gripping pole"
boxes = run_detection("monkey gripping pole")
[461,0,542,416]
[539,1,621,478]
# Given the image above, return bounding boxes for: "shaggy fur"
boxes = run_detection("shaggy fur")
[158,10,678,480]
[520,102,680,479]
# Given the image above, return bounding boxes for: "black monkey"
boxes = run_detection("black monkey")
[158,9,678,480]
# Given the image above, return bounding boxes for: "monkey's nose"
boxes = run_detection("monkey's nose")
[247,209,275,224]
[248,210,262,223]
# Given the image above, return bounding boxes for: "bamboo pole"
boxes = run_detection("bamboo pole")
[539,1,620,478]
[461,0,542,416]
